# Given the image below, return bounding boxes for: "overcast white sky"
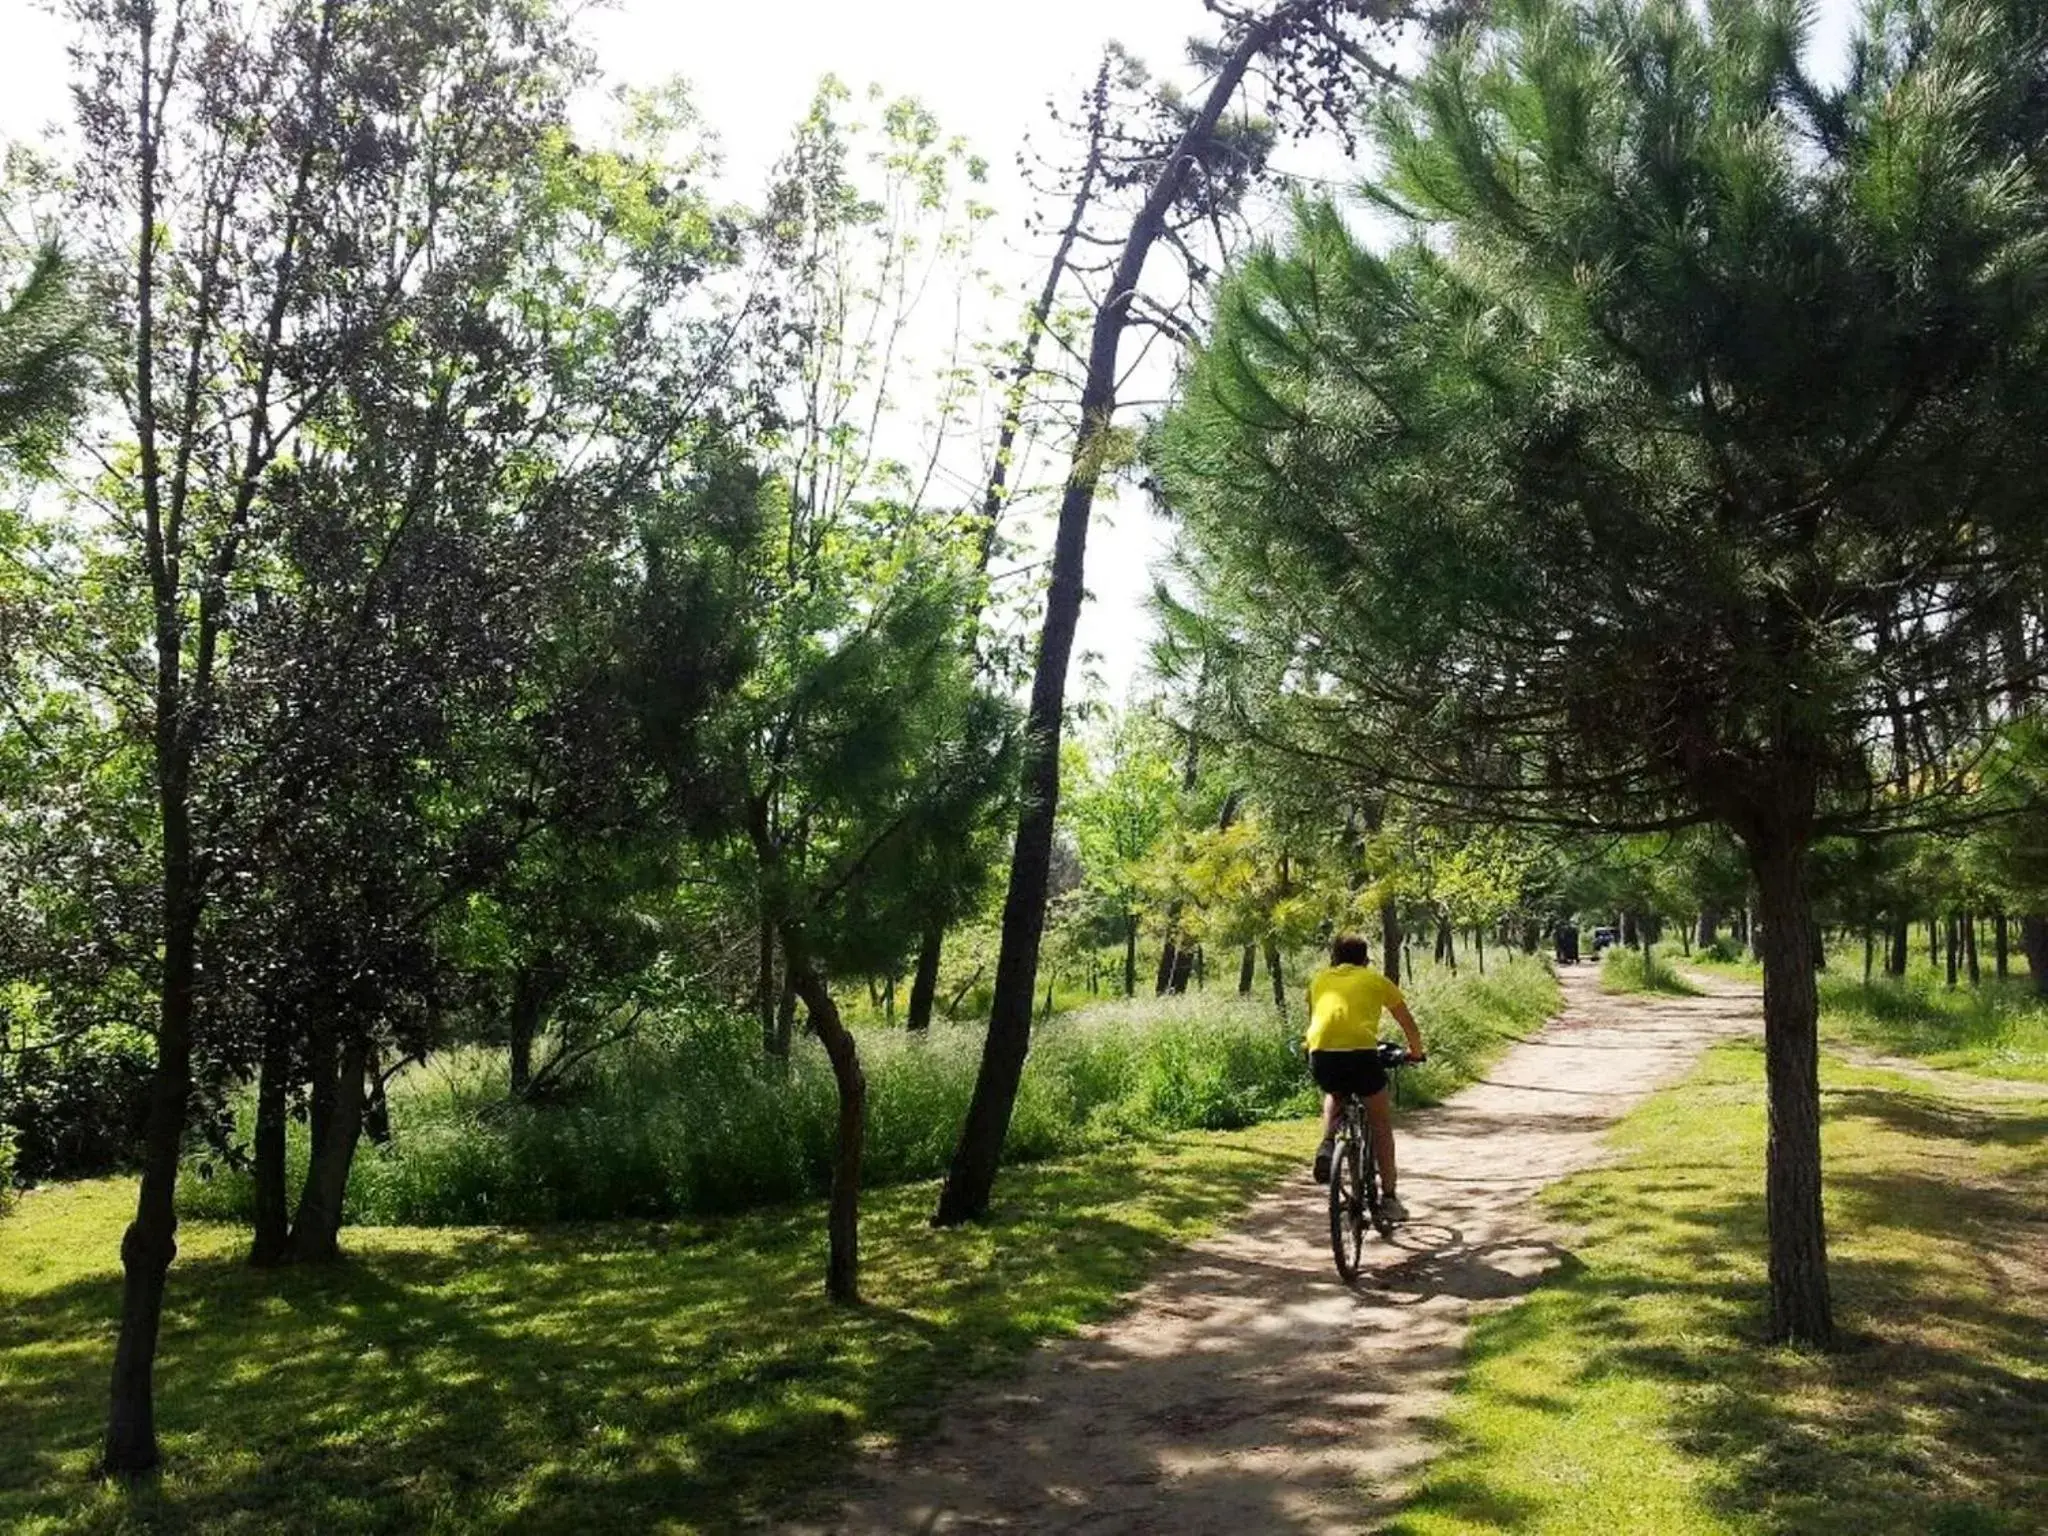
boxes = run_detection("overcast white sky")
[0,0,1862,696]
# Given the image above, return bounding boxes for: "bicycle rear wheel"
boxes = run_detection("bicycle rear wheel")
[1329,1136,1367,1281]
[1363,1133,1393,1239]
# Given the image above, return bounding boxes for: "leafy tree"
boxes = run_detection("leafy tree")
[1066,718,1180,996]
[55,0,764,1470]
[1156,0,2048,1344]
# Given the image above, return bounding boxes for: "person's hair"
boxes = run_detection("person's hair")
[1330,933,1371,966]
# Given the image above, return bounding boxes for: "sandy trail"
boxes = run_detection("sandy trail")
[799,966,1759,1536]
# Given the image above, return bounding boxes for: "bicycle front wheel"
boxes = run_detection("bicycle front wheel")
[1329,1136,1367,1282]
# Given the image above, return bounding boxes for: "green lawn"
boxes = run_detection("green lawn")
[1388,1040,2048,1535]
[0,1121,1313,1534]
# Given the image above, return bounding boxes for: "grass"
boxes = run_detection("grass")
[1815,969,2048,1083]
[177,956,1559,1230]
[1,1121,1312,1534]
[1,959,1560,1534]
[1599,943,1703,997]
[1387,1038,2048,1535]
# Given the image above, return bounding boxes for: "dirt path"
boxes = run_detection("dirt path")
[796,968,1760,1535]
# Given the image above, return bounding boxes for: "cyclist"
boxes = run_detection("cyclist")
[1307,933,1426,1220]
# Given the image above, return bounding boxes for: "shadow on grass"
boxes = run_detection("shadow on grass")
[0,1130,1301,1535]
[1386,1049,2047,1536]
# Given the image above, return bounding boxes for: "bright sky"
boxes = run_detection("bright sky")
[0,0,1862,697]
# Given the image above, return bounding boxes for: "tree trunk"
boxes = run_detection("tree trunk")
[1945,913,1959,989]
[2023,914,2048,996]
[906,920,943,1033]
[1621,911,1640,949]
[1964,910,1980,987]
[756,913,777,1053]
[1123,912,1138,998]
[1886,918,1910,977]
[789,951,863,1302]
[1747,839,1835,1349]
[1168,944,1196,995]
[1697,906,1719,948]
[1862,926,1875,986]
[1154,927,1179,996]
[1995,912,2009,980]
[1379,896,1401,987]
[287,1033,370,1264]
[883,974,896,1026]
[934,2,1312,1230]
[1474,925,1485,975]
[249,1029,291,1267]
[1265,937,1285,1015]
[1238,944,1256,996]
[510,964,546,1095]
[773,974,797,1057]
[1929,915,1939,968]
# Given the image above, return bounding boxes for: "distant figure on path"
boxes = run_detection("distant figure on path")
[1306,933,1426,1219]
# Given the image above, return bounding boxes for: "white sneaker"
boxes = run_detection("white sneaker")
[1380,1192,1410,1223]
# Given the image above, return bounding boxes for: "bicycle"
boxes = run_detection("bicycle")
[1328,1040,1420,1283]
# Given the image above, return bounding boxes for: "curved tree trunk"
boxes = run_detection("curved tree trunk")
[1748,838,1834,1348]
[934,1,1318,1229]
[789,953,864,1302]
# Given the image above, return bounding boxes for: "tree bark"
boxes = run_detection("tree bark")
[773,975,797,1057]
[906,919,943,1033]
[1963,910,1979,987]
[1945,913,1959,989]
[105,834,195,1474]
[1475,925,1485,974]
[509,964,547,1095]
[1862,926,1875,986]
[249,1030,291,1267]
[1379,896,1402,987]
[1154,930,1179,996]
[1994,912,2009,980]
[1696,906,1719,948]
[1886,917,1910,977]
[1747,839,1834,1349]
[1265,937,1286,1015]
[1238,944,1256,995]
[1123,912,1138,998]
[934,1,1317,1229]
[287,1033,370,1264]
[789,951,863,1302]
[2024,915,2048,996]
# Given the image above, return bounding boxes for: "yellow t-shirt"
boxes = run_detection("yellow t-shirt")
[1304,964,1404,1053]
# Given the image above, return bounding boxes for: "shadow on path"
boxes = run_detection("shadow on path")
[798,972,1761,1535]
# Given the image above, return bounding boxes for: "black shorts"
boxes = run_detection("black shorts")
[1309,1049,1388,1100]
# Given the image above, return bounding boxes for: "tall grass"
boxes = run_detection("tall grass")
[1817,967,2048,1080]
[1599,944,1702,997]
[181,954,1559,1228]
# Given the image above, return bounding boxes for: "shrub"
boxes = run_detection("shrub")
[181,954,1561,1228]
[0,1026,154,1184]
